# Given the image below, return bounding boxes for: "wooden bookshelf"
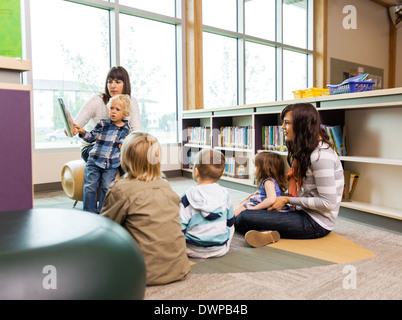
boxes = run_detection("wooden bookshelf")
[182,88,402,220]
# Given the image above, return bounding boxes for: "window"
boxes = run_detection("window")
[202,0,237,31]
[119,0,176,17]
[283,50,308,100]
[28,0,182,150]
[203,0,314,108]
[245,0,276,41]
[283,0,308,49]
[120,15,178,143]
[203,33,237,108]
[30,0,110,149]
[245,42,276,104]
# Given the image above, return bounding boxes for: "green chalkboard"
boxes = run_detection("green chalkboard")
[0,0,22,58]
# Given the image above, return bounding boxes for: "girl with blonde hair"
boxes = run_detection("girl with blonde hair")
[101,132,190,285]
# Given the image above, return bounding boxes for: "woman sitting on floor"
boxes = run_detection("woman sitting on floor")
[235,103,344,247]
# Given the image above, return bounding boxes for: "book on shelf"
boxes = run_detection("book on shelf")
[188,150,197,169]
[321,124,347,156]
[223,157,249,179]
[218,126,252,149]
[57,97,74,137]
[262,125,287,152]
[187,126,211,146]
[342,171,360,201]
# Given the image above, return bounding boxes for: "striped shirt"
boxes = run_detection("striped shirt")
[180,183,235,248]
[289,142,344,230]
[80,118,130,169]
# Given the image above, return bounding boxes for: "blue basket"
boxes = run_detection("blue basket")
[327,80,375,95]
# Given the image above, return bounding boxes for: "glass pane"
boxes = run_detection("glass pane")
[245,42,276,104]
[203,0,237,31]
[283,0,308,48]
[283,50,307,100]
[120,15,177,143]
[30,0,110,149]
[245,0,276,41]
[203,32,237,108]
[119,0,176,17]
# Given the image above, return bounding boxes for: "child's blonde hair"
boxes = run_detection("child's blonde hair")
[107,94,131,118]
[194,149,226,182]
[254,151,288,193]
[120,132,162,181]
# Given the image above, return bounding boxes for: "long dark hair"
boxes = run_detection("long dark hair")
[102,66,131,104]
[254,151,288,193]
[281,103,333,182]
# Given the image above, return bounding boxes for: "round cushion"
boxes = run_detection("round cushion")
[61,160,121,201]
[0,208,146,299]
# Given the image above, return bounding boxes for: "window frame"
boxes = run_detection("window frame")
[202,0,314,106]
[25,0,184,151]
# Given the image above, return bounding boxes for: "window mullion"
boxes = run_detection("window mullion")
[110,4,120,67]
[237,0,245,105]
[276,0,283,101]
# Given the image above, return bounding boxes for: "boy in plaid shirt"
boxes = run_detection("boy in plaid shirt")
[73,94,131,213]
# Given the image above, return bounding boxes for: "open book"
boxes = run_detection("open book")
[58,98,74,137]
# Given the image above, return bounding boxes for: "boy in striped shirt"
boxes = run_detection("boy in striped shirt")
[180,149,235,258]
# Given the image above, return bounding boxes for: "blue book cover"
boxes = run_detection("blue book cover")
[330,125,347,156]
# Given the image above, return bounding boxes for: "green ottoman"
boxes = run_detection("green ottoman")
[0,208,146,299]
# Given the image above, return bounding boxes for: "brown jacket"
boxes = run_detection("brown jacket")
[101,177,190,285]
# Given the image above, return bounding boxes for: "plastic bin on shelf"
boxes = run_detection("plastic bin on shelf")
[327,80,375,95]
[304,87,330,98]
[327,73,375,95]
[292,89,306,99]
[292,88,329,99]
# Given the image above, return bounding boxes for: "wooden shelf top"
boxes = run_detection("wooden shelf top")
[0,82,31,91]
[0,56,31,72]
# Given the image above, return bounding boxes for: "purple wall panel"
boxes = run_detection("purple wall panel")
[0,89,33,212]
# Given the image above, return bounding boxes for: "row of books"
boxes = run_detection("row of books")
[187,126,211,146]
[223,157,249,179]
[188,151,249,179]
[185,124,346,156]
[262,126,287,152]
[218,126,252,149]
[321,124,347,156]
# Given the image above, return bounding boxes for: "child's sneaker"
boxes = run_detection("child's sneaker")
[245,230,280,248]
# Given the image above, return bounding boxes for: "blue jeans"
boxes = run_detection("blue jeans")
[235,209,331,239]
[83,160,118,214]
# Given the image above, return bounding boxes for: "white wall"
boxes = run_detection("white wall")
[327,0,390,87]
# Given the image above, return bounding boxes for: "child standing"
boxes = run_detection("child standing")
[73,94,131,213]
[234,151,290,217]
[100,132,190,285]
[180,149,235,259]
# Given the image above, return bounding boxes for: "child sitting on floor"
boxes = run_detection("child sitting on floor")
[234,151,290,217]
[100,132,190,285]
[180,148,235,259]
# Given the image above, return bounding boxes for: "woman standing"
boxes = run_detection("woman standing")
[235,103,344,247]
[74,66,142,161]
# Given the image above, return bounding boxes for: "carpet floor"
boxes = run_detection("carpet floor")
[34,176,402,300]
